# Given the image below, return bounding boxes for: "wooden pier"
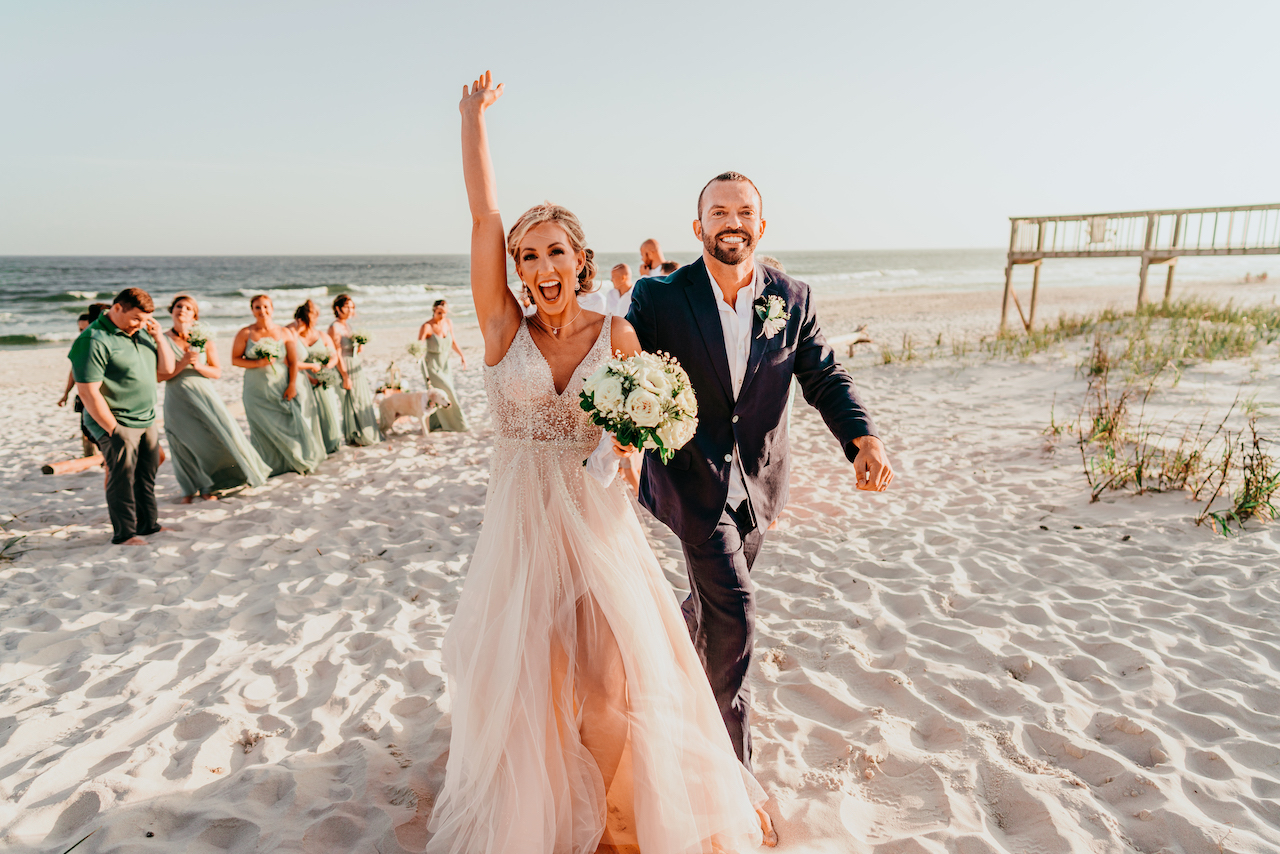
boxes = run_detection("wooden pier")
[1000,203,1280,332]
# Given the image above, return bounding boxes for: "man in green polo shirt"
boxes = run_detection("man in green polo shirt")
[69,287,176,545]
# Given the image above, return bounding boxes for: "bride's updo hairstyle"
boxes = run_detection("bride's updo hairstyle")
[506,203,598,294]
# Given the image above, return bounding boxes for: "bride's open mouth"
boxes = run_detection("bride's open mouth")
[538,280,563,303]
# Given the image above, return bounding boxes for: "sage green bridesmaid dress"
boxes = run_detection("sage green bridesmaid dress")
[162,337,270,496]
[339,335,382,446]
[306,342,343,455]
[242,337,326,476]
[421,330,469,432]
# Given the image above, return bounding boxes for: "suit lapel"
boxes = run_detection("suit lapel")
[737,268,785,402]
[682,258,734,402]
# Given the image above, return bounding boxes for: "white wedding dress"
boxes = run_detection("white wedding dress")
[427,318,765,854]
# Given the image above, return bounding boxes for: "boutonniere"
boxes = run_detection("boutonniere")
[754,294,790,340]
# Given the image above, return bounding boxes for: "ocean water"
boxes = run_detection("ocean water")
[1,250,1272,349]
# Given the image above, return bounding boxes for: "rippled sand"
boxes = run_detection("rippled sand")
[2,282,1278,853]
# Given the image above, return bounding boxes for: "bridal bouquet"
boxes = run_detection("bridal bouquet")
[579,351,698,463]
[186,323,212,352]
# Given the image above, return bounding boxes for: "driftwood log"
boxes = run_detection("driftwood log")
[41,446,165,475]
[828,324,874,358]
[42,454,104,475]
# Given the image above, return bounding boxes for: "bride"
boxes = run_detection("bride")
[426,72,775,854]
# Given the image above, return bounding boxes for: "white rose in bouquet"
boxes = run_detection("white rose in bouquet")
[582,365,609,396]
[639,365,671,396]
[656,419,682,450]
[675,385,698,416]
[625,389,662,427]
[593,376,627,415]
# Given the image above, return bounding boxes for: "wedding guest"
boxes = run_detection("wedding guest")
[58,303,110,457]
[606,263,634,317]
[159,295,269,502]
[577,280,607,314]
[69,288,176,545]
[639,237,668,278]
[416,299,470,432]
[289,299,345,455]
[231,294,325,476]
[604,265,643,493]
[329,294,382,445]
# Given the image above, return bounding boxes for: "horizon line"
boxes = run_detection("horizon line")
[0,247,1008,259]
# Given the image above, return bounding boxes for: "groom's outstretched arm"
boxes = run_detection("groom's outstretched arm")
[625,278,658,352]
[791,286,878,461]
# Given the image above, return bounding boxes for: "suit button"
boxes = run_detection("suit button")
[731,415,739,423]
[724,454,733,463]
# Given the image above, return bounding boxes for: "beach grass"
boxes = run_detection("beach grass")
[865,296,1280,534]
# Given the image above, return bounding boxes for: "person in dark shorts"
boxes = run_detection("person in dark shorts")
[57,303,110,457]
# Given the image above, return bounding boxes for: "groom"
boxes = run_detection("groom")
[626,172,892,771]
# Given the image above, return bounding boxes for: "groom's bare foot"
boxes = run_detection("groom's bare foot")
[756,808,778,847]
[119,536,148,546]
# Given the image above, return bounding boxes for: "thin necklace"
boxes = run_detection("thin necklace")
[533,305,583,336]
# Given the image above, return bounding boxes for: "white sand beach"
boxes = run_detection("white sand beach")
[2,280,1279,853]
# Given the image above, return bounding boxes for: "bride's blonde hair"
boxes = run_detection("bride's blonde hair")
[506,203,598,293]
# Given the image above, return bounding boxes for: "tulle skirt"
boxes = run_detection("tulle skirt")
[427,437,764,854]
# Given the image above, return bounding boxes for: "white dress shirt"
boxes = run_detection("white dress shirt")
[578,288,607,316]
[708,261,764,509]
[606,286,633,318]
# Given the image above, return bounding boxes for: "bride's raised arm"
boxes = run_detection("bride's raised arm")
[460,71,521,361]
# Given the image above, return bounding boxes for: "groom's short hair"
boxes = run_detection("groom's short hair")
[697,171,763,219]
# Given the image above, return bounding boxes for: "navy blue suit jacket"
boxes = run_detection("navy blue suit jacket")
[626,257,878,544]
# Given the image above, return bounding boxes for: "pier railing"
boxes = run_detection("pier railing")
[1000,203,1280,331]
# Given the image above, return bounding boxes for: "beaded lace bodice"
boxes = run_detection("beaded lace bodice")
[485,318,610,448]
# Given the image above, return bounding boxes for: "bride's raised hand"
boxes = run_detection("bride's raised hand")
[459,70,503,115]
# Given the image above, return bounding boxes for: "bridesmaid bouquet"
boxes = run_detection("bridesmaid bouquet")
[351,330,371,347]
[248,337,285,373]
[580,351,698,463]
[186,323,212,352]
[406,341,427,360]
[314,367,341,389]
[307,344,333,366]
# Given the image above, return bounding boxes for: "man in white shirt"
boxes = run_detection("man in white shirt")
[605,263,634,317]
[638,238,668,279]
[577,283,607,315]
[626,173,892,802]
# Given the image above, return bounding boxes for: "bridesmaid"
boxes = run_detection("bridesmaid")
[288,299,345,455]
[160,296,270,501]
[328,294,382,445]
[416,299,470,432]
[232,294,325,476]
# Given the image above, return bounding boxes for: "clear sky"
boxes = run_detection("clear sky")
[3,1,1278,255]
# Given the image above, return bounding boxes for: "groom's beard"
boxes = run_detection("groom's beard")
[704,228,754,266]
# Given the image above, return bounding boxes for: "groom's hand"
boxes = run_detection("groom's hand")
[851,436,893,492]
